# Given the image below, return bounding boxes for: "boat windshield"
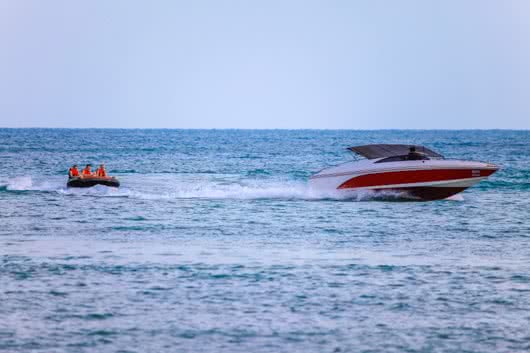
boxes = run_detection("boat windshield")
[375,154,431,163]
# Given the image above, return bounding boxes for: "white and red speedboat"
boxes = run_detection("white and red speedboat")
[309,144,498,201]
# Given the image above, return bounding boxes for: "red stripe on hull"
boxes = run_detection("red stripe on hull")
[338,168,495,189]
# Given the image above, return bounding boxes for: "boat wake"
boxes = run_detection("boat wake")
[0,175,461,202]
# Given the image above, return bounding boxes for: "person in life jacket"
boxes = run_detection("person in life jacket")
[68,165,80,178]
[82,164,93,176]
[95,164,107,177]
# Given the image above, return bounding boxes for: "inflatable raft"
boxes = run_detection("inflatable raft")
[67,176,120,188]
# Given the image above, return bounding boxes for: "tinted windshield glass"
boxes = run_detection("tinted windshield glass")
[375,154,430,163]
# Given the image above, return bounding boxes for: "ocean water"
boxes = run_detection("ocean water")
[1,129,529,353]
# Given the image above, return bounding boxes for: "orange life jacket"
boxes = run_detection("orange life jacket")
[82,167,92,176]
[96,168,107,177]
[69,167,79,177]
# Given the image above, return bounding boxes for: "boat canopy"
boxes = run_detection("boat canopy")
[347,144,444,159]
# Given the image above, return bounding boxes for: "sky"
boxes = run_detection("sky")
[0,0,529,129]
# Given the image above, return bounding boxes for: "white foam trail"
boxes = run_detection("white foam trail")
[105,181,353,200]
[2,175,410,201]
[64,181,408,201]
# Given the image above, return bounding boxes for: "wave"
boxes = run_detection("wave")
[0,176,64,192]
[0,175,413,201]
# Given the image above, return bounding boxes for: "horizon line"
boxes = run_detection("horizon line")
[1,127,529,131]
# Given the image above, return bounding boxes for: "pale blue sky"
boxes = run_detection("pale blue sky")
[0,0,529,129]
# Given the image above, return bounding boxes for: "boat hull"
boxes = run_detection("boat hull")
[67,177,120,188]
[309,159,498,201]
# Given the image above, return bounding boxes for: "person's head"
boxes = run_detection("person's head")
[409,146,416,153]
[99,164,105,169]
[72,164,78,168]
[86,164,91,169]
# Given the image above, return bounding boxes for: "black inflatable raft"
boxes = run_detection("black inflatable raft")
[67,176,120,188]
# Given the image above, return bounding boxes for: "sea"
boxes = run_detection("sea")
[1,129,529,353]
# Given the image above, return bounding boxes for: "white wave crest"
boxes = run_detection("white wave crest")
[3,176,63,192]
[4,176,33,190]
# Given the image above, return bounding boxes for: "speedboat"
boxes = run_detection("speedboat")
[309,144,498,201]
[67,176,120,188]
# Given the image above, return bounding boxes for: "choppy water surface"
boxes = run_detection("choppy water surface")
[1,129,530,353]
